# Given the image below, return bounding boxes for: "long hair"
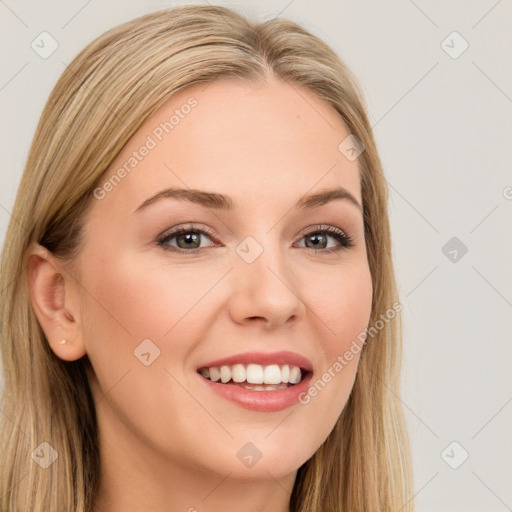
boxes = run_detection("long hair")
[0,5,414,511]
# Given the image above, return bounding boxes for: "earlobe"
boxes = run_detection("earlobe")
[27,243,86,361]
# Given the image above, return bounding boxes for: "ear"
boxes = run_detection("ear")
[27,242,86,361]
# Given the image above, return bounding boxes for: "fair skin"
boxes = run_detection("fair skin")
[28,76,373,512]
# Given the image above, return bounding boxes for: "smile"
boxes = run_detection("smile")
[198,363,305,391]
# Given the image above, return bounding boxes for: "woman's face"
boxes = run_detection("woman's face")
[74,77,373,480]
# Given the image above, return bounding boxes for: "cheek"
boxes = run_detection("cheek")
[81,255,208,344]
[78,252,223,395]
[78,254,219,451]
[294,262,372,438]
[306,262,373,349]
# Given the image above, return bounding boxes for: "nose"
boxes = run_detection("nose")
[227,239,306,330]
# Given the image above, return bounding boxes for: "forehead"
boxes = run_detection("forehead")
[94,77,362,215]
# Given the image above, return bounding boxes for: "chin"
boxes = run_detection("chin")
[201,434,318,480]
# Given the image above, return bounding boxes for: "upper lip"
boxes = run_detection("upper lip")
[197,351,313,373]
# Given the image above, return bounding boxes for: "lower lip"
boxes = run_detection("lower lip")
[198,372,313,412]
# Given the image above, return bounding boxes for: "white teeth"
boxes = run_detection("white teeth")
[220,365,231,383]
[209,367,221,382]
[242,383,288,391]
[281,364,290,383]
[289,366,301,384]
[246,364,264,384]
[263,364,282,384]
[231,364,246,383]
[199,363,304,386]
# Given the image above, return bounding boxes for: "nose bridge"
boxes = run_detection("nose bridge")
[229,232,305,328]
[236,230,288,282]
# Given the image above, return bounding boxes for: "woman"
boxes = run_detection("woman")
[0,5,414,511]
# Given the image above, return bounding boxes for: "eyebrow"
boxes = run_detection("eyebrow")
[133,186,362,214]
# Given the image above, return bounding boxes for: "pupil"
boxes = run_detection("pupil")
[308,233,325,249]
[179,233,199,248]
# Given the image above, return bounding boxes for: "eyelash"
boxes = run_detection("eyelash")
[157,224,354,255]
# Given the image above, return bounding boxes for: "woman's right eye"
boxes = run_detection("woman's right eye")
[157,227,217,253]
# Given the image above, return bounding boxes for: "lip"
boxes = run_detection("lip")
[198,371,313,412]
[196,350,313,373]
[196,350,314,412]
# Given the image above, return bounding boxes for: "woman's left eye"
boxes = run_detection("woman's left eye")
[157,225,354,254]
[295,225,354,253]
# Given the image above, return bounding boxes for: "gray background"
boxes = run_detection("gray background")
[1,1,511,510]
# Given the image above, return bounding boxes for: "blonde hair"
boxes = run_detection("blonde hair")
[0,5,414,511]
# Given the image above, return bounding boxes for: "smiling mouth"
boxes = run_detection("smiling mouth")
[197,363,308,391]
